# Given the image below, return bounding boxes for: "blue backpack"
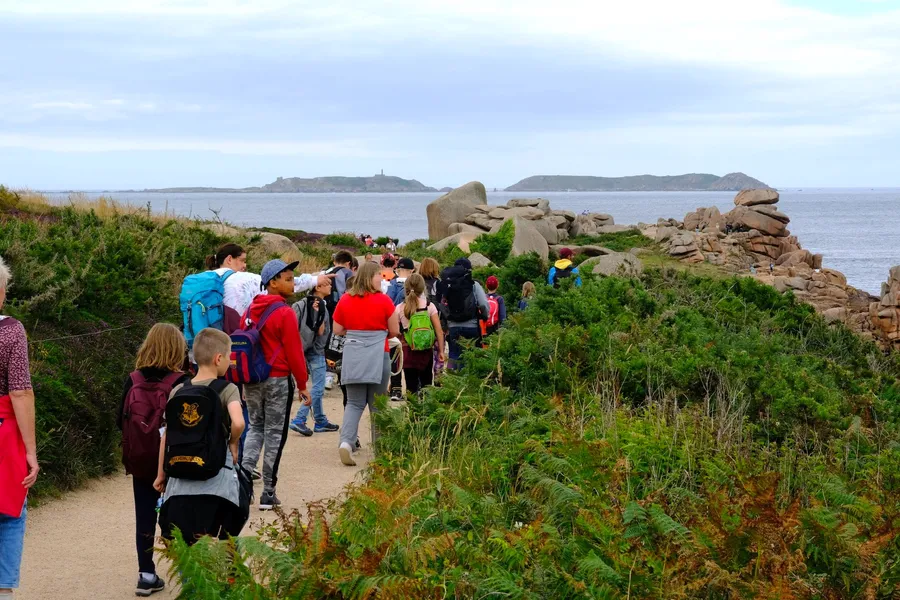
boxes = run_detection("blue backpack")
[179,270,234,349]
[226,302,287,385]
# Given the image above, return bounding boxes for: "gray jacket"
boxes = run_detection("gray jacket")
[293,297,331,358]
[341,329,388,385]
[448,282,490,329]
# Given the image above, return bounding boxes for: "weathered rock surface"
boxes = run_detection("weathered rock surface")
[248,231,300,258]
[428,231,480,253]
[509,216,549,261]
[449,222,487,235]
[582,252,644,277]
[734,189,779,207]
[426,181,488,240]
[870,266,900,347]
[468,252,494,268]
[550,245,614,257]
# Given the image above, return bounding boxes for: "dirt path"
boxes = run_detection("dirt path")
[17,388,372,600]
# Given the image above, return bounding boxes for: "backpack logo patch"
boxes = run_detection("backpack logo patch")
[179,403,202,427]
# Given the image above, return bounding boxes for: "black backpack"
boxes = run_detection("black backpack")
[324,266,351,315]
[164,380,229,481]
[552,265,575,288]
[443,268,478,322]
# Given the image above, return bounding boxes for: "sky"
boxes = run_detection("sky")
[1,0,900,190]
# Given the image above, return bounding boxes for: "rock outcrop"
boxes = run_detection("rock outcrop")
[509,216,549,261]
[426,182,488,240]
[248,231,300,258]
[870,267,900,348]
[582,252,643,277]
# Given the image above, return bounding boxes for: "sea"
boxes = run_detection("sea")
[44,188,900,295]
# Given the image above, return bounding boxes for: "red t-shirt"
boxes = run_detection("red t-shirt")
[333,292,395,351]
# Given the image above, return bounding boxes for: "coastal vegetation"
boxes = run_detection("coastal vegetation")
[505,172,768,192]
[166,230,900,598]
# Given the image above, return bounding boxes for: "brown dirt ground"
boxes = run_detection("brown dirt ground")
[17,387,372,599]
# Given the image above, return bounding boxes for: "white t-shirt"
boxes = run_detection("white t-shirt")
[214,268,317,316]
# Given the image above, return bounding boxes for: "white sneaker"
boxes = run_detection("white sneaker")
[339,442,357,466]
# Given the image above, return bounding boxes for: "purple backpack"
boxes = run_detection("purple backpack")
[226,302,286,385]
[121,371,183,479]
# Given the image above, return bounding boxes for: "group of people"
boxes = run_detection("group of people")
[360,234,398,253]
[0,236,556,598]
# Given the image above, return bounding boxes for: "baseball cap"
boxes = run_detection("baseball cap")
[486,275,499,289]
[260,259,299,289]
[559,248,574,259]
[397,257,415,270]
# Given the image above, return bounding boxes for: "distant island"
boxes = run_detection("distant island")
[505,172,769,192]
[142,174,437,194]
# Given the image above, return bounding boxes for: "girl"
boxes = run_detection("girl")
[395,274,445,396]
[518,281,536,311]
[332,262,400,466]
[117,323,189,597]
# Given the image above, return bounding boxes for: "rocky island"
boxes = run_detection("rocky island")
[505,172,768,192]
[143,173,437,193]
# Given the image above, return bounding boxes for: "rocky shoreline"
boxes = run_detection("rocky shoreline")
[426,181,900,351]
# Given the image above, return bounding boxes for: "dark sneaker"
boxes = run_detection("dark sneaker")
[355,438,361,450]
[314,421,339,433]
[259,491,281,511]
[135,574,165,597]
[290,421,313,436]
[390,389,403,402]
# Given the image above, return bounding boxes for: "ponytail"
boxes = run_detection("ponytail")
[206,243,245,270]
[403,274,426,320]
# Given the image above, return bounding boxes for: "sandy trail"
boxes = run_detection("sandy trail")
[17,388,372,600]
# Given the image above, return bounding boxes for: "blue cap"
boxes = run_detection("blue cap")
[260,259,299,289]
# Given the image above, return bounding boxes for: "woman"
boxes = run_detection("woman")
[332,262,400,466]
[0,255,39,598]
[394,274,444,395]
[116,323,189,596]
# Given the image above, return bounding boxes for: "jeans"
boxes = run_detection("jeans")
[340,353,390,449]
[241,376,294,495]
[293,354,328,426]
[447,326,482,371]
[132,477,160,575]
[0,504,26,589]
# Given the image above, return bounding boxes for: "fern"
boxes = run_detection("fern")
[647,504,691,542]
[577,552,624,585]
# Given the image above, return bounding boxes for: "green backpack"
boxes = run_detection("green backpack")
[405,305,436,351]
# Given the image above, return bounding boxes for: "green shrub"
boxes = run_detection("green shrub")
[473,252,547,302]
[167,268,900,598]
[324,231,365,249]
[566,230,655,253]
[374,236,391,247]
[470,220,514,264]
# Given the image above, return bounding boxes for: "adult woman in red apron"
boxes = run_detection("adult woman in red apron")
[0,256,39,598]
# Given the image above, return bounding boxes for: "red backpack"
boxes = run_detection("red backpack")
[485,294,501,328]
[121,371,184,479]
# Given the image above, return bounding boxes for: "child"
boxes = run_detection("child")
[153,328,245,548]
[289,278,340,436]
[518,281,536,311]
[380,254,397,293]
[387,257,415,306]
[118,323,190,597]
[481,275,507,336]
[326,250,355,303]
[395,274,445,395]
[239,260,311,510]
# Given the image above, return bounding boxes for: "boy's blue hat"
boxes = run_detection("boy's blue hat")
[260,259,299,289]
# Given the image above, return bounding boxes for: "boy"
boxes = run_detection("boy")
[240,260,311,510]
[387,257,415,306]
[548,248,583,288]
[153,328,245,550]
[482,275,507,336]
[380,254,397,293]
[289,277,340,436]
[327,250,355,302]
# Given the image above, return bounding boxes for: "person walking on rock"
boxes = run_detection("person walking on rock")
[0,256,39,600]
[332,261,399,466]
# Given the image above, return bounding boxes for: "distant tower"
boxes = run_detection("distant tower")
[381,169,384,176]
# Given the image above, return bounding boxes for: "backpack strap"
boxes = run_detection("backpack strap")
[221,269,235,283]
[161,371,185,389]
[208,378,230,398]
[130,370,147,386]
[253,301,288,331]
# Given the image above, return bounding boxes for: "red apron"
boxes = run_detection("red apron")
[0,394,28,518]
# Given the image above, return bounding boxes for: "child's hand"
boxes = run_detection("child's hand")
[153,474,167,493]
[299,388,312,406]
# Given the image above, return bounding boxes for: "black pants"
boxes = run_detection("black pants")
[133,477,161,574]
[390,351,403,397]
[403,367,433,395]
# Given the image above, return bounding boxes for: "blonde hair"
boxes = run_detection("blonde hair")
[348,261,382,297]
[418,257,440,280]
[522,281,536,299]
[0,255,10,291]
[192,328,232,367]
[136,323,187,372]
[403,273,426,319]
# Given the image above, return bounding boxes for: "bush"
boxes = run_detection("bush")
[566,230,655,253]
[324,232,365,250]
[473,252,547,303]
[470,220,514,264]
[167,268,900,598]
